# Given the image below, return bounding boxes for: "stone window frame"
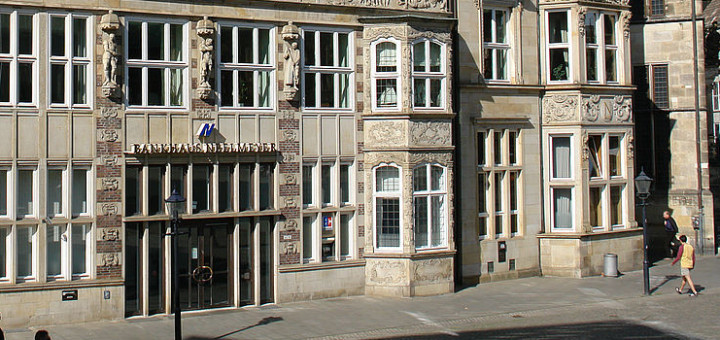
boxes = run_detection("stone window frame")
[372,163,403,252]
[411,38,446,110]
[216,21,276,111]
[0,9,38,107]
[300,26,355,111]
[124,17,189,109]
[584,10,619,84]
[44,222,94,281]
[412,163,448,249]
[477,128,523,239]
[482,7,511,82]
[587,132,628,231]
[544,8,573,84]
[46,12,94,109]
[371,38,402,112]
[547,133,576,232]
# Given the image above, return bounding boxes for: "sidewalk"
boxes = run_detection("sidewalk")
[4,256,720,339]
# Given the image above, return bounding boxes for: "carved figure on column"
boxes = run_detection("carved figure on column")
[196,16,215,100]
[99,10,120,98]
[281,21,300,102]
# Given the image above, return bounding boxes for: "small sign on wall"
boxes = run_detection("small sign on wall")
[62,290,78,301]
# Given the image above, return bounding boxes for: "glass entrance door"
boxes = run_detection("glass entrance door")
[177,220,232,310]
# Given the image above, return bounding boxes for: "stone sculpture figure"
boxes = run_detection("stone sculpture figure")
[199,37,213,87]
[103,33,118,86]
[196,16,215,100]
[284,41,300,89]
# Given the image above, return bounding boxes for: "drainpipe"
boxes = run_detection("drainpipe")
[691,0,705,254]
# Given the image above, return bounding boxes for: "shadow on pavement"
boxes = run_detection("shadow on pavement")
[389,320,689,339]
[186,316,283,339]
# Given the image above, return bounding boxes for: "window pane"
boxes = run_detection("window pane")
[192,165,210,213]
[72,169,87,216]
[652,65,669,108]
[340,214,350,257]
[46,225,65,276]
[51,64,65,104]
[495,11,506,43]
[339,73,349,108]
[510,214,518,235]
[376,166,399,192]
[17,226,35,277]
[376,197,400,248]
[605,50,616,82]
[220,26,233,63]
[586,48,598,81]
[588,135,602,178]
[0,14,9,54]
[237,28,253,63]
[610,186,623,225]
[609,136,621,176]
[431,166,443,191]
[125,167,140,216]
[510,171,518,211]
[259,28,270,64]
[604,15,616,45]
[238,71,253,107]
[320,73,334,107]
[590,187,602,227]
[479,217,487,237]
[238,164,253,211]
[73,18,86,57]
[0,227,6,277]
[430,79,442,107]
[338,33,349,67]
[483,10,492,43]
[259,164,274,210]
[430,43,442,72]
[0,62,9,102]
[322,164,331,205]
[171,165,187,201]
[0,170,6,215]
[305,73,317,107]
[18,15,33,55]
[477,132,486,166]
[550,49,569,81]
[320,32,333,66]
[509,131,518,164]
[414,79,426,107]
[18,63,33,103]
[51,17,65,56]
[169,24,183,61]
[170,68,183,106]
[585,12,597,44]
[303,165,313,206]
[413,43,425,72]
[71,224,89,275]
[495,215,503,237]
[220,70,234,106]
[494,172,503,212]
[47,169,63,216]
[148,166,164,215]
[553,188,572,229]
[17,170,33,216]
[147,23,164,60]
[340,164,350,204]
[548,12,568,44]
[128,22,142,59]
[219,164,233,212]
[376,78,397,107]
[259,71,271,107]
[552,137,571,178]
[652,0,665,16]
[376,42,397,72]
[303,216,314,260]
[494,131,503,165]
[147,68,164,106]
[128,67,142,105]
[478,173,486,214]
[304,31,315,66]
[321,213,335,262]
[73,65,87,105]
[431,195,444,247]
[414,196,428,247]
[413,166,427,192]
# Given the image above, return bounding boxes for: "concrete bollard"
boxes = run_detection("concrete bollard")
[603,253,618,277]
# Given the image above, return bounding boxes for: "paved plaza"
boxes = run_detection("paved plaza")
[4,256,720,339]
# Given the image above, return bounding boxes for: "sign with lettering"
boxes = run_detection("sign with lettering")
[126,143,277,155]
[196,123,215,137]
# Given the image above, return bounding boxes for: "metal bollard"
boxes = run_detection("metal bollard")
[603,253,618,277]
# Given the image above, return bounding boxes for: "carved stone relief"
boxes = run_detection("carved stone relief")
[408,152,452,166]
[98,253,121,266]
[413,258,452,282]
[99,11,120,98]
[366,121,405,146]
[626,131,634,160]
[671,195,698,207]
[101,155,119,167]
[581,130,589,162]
[578,7,587,38]
[196,109,212,119]
[101,178,119,191]
[196,17,215,100]
[282,242,299,255]
[99,203,119,216]
[581,95,601,122]
[284,174,297,185]
[612,95,632,122]
[281,22,301,101]
[542,95,577,124]
[620,11,631,39]
[410,121,451,146]
[101,228,120,241]
[284,219,298,231]
[100,129,119,142]
[368,260,406,285]
[284,197,298,209]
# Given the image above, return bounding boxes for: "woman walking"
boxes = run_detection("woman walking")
[672,235,699,297]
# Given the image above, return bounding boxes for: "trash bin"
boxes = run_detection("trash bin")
[603,253,618,277]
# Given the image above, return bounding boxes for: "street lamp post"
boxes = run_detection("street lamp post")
[166,189,186,340]
[635,169,653,296]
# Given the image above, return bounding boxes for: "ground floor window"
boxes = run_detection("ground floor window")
[302,212,354,263]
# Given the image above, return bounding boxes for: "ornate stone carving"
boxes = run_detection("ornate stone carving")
[101,228,120,241]
[581,95,601,122]
[581,130,589,162]
[284,197,298,209]
[366,121,405,146]
[399,0,448,11]
[100,11,120,98]
[671,195,698,207]
[284,174,297,185]
[282,152,296,162]
[196,108,212,119]
[285,219,298,231]
[280,110,296,120]
[408,152,452,166]
[364,26,406,43]
[413,258,452,282]
[620,11,631,39]
[368,260,406,284]
[612,95,632,122]
[100,129,119,142]
[102,178,119,191]
[282,241,299,255]
[410,121,451,145]
[542,95,577,123]
[282,130,298,142]
[578,7,587,38]
[101,155,119,166]
[98,253,121,266]
[626,131,634,160]
[196,17,215,100]
[282,22,301,101]
[100,203,119,216]
[101,107,118,119]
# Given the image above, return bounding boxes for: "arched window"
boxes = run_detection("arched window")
[412,40,445,109]
[373,164,401,249]
[372,40,400,110]
[413,164,447,248]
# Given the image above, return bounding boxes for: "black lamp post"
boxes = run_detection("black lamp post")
[165,189,186,340]
[634,169,653,296]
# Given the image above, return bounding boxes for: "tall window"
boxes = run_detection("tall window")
[547,10,570,82]
[374,165,401,249]
[126,20,187,107]
[0,227,7,279]
[47,168,65,217]
[372,40,400,110]
[651,0,664,16]
[0,169,7,217]
[72,167,89,217]
[588,133,627,230]
[585,12,618,83]
[478,129,522,238]
[16,225,36,280]
[413,164,447,248]
[634,64,669,110]
[549,135,574,230]
[483,8,509,81]
[413,39,445,108]
[46,224,92,280]
[49,14,91,107]
[302,29,353,109]
[192,165,211,213]
[17,169,35,218]
[0,11,35,105]
[218,25,274,109]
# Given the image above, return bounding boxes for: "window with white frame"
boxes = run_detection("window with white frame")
[478,129,522,239]
[16,225,37,281]
[302,29,353,109]
[546,10,570,82]
[16,168,36,218]
[47,167,65,217]
[549,134,574,230]
[49,13,92,107]
[588,133,626,230]
[483,8,509,81]
[0,226,7,280]
[372,39,401,110]
[413,39,445,108]
[0,169,7,217]
[126,19,187,107]
[46,223,92,280]
[712,78,720,113]
[302,211,354,263]
[0,11,35,106]
[374,165,401,249]
[413,164,447,248]
[302,160,353,208]
[585,11,618,83]
[218,24,274,109]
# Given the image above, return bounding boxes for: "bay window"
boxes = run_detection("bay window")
[588,133,627,230]
[374,165,401,249]
[483,8,509,81]
[126,19,187,108]
[49,13,92,107]
[0,11,35,105]
[372,40,400,110]
[218,24,274,109]
[302,29,353,109]
[413,39,445,108]
[585,11,618,83]
[549,135,573,230]
[546,10,570,82]
[413,164,447,249]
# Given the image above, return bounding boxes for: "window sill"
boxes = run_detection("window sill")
[538,227,642,239]
[0,278,123,292]
[279,259,365,273]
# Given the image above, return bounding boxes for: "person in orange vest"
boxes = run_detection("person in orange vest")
[672,235,699,297]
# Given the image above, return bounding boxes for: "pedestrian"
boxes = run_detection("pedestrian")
[34,330,51,340]
[663,211,679,257]
[0,327,4,340]
[672,235,699,297]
